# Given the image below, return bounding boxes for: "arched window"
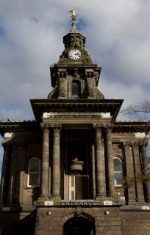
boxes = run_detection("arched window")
[28,158,40,187]
[72,80,81,99]
[113,157,123,186]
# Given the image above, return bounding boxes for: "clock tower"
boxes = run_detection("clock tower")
[47,9,104,100]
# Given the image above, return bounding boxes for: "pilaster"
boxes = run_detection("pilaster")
[41,126,50,198]
[91,143,96,199]
[133,142,145,202]
[123,142,136,204]
[141,142,150,201]
[105,126,115,196]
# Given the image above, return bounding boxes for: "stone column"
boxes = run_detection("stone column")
[8,146,18,205]
[105,126,115,196]
[133,143,144,202]
[0,145,10,206]
[91,143,96,199]
[95,126,106,198]
[124,143,136,203]
[100,141,106,195]
[52,126,61,199]
[41,127,49,197]
[142,143,150,201]
[17,145,26,206]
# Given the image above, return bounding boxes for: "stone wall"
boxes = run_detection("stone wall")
[121,210,150,235]
[1,207,150,235]
[34,206,150,235]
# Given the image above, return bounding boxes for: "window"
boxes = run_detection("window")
[69,175,75,200]
[28,158,40,187]
[72,80,81,98]
[113,157,122,186]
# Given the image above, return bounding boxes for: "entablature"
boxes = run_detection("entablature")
[30,99,123,122]
[114,121,150,133]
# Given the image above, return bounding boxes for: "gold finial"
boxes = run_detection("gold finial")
[69,8,76,21]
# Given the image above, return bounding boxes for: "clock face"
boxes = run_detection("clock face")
[69,49,81,60]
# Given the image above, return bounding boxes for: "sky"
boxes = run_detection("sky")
[0,0,150,176]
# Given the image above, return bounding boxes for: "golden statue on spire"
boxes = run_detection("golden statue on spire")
[69,8,76,21]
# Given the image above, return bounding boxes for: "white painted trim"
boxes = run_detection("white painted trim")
[43,112,111,118]
[135,132,146,138]
[4,132,14,138]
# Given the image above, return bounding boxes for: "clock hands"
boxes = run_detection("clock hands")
[75,52,80,56]
[68,49,81,60]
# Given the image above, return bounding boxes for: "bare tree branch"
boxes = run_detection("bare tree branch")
[121,99,150,115]
[123,157,150,188]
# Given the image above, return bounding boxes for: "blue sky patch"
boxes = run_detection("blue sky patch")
[77,17,87,31]
[0,26,5,37]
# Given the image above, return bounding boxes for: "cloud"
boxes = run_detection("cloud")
[0,0,150,176]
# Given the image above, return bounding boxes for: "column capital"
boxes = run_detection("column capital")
[40,123,50,129]
[93,123,103,129]
[143,141,148,147]
[123,141,133,147]
[105,124,113,131]
[40,123,62,130]
[133,141,141,147]
[133,140,148,147]
[123,141,145,148]
[139,140,148,147]
[52,123,62,129]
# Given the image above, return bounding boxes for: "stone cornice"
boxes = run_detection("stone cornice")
[30,98,123,105]
[0,121,40,136]
[30,99,123,122]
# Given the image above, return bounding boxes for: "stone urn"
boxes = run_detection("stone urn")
[69,159,84,172]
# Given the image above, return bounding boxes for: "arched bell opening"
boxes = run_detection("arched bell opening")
[63,216,95,235]
[72,80,81,99]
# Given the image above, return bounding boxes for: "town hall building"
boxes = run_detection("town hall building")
[0,9,150,235]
